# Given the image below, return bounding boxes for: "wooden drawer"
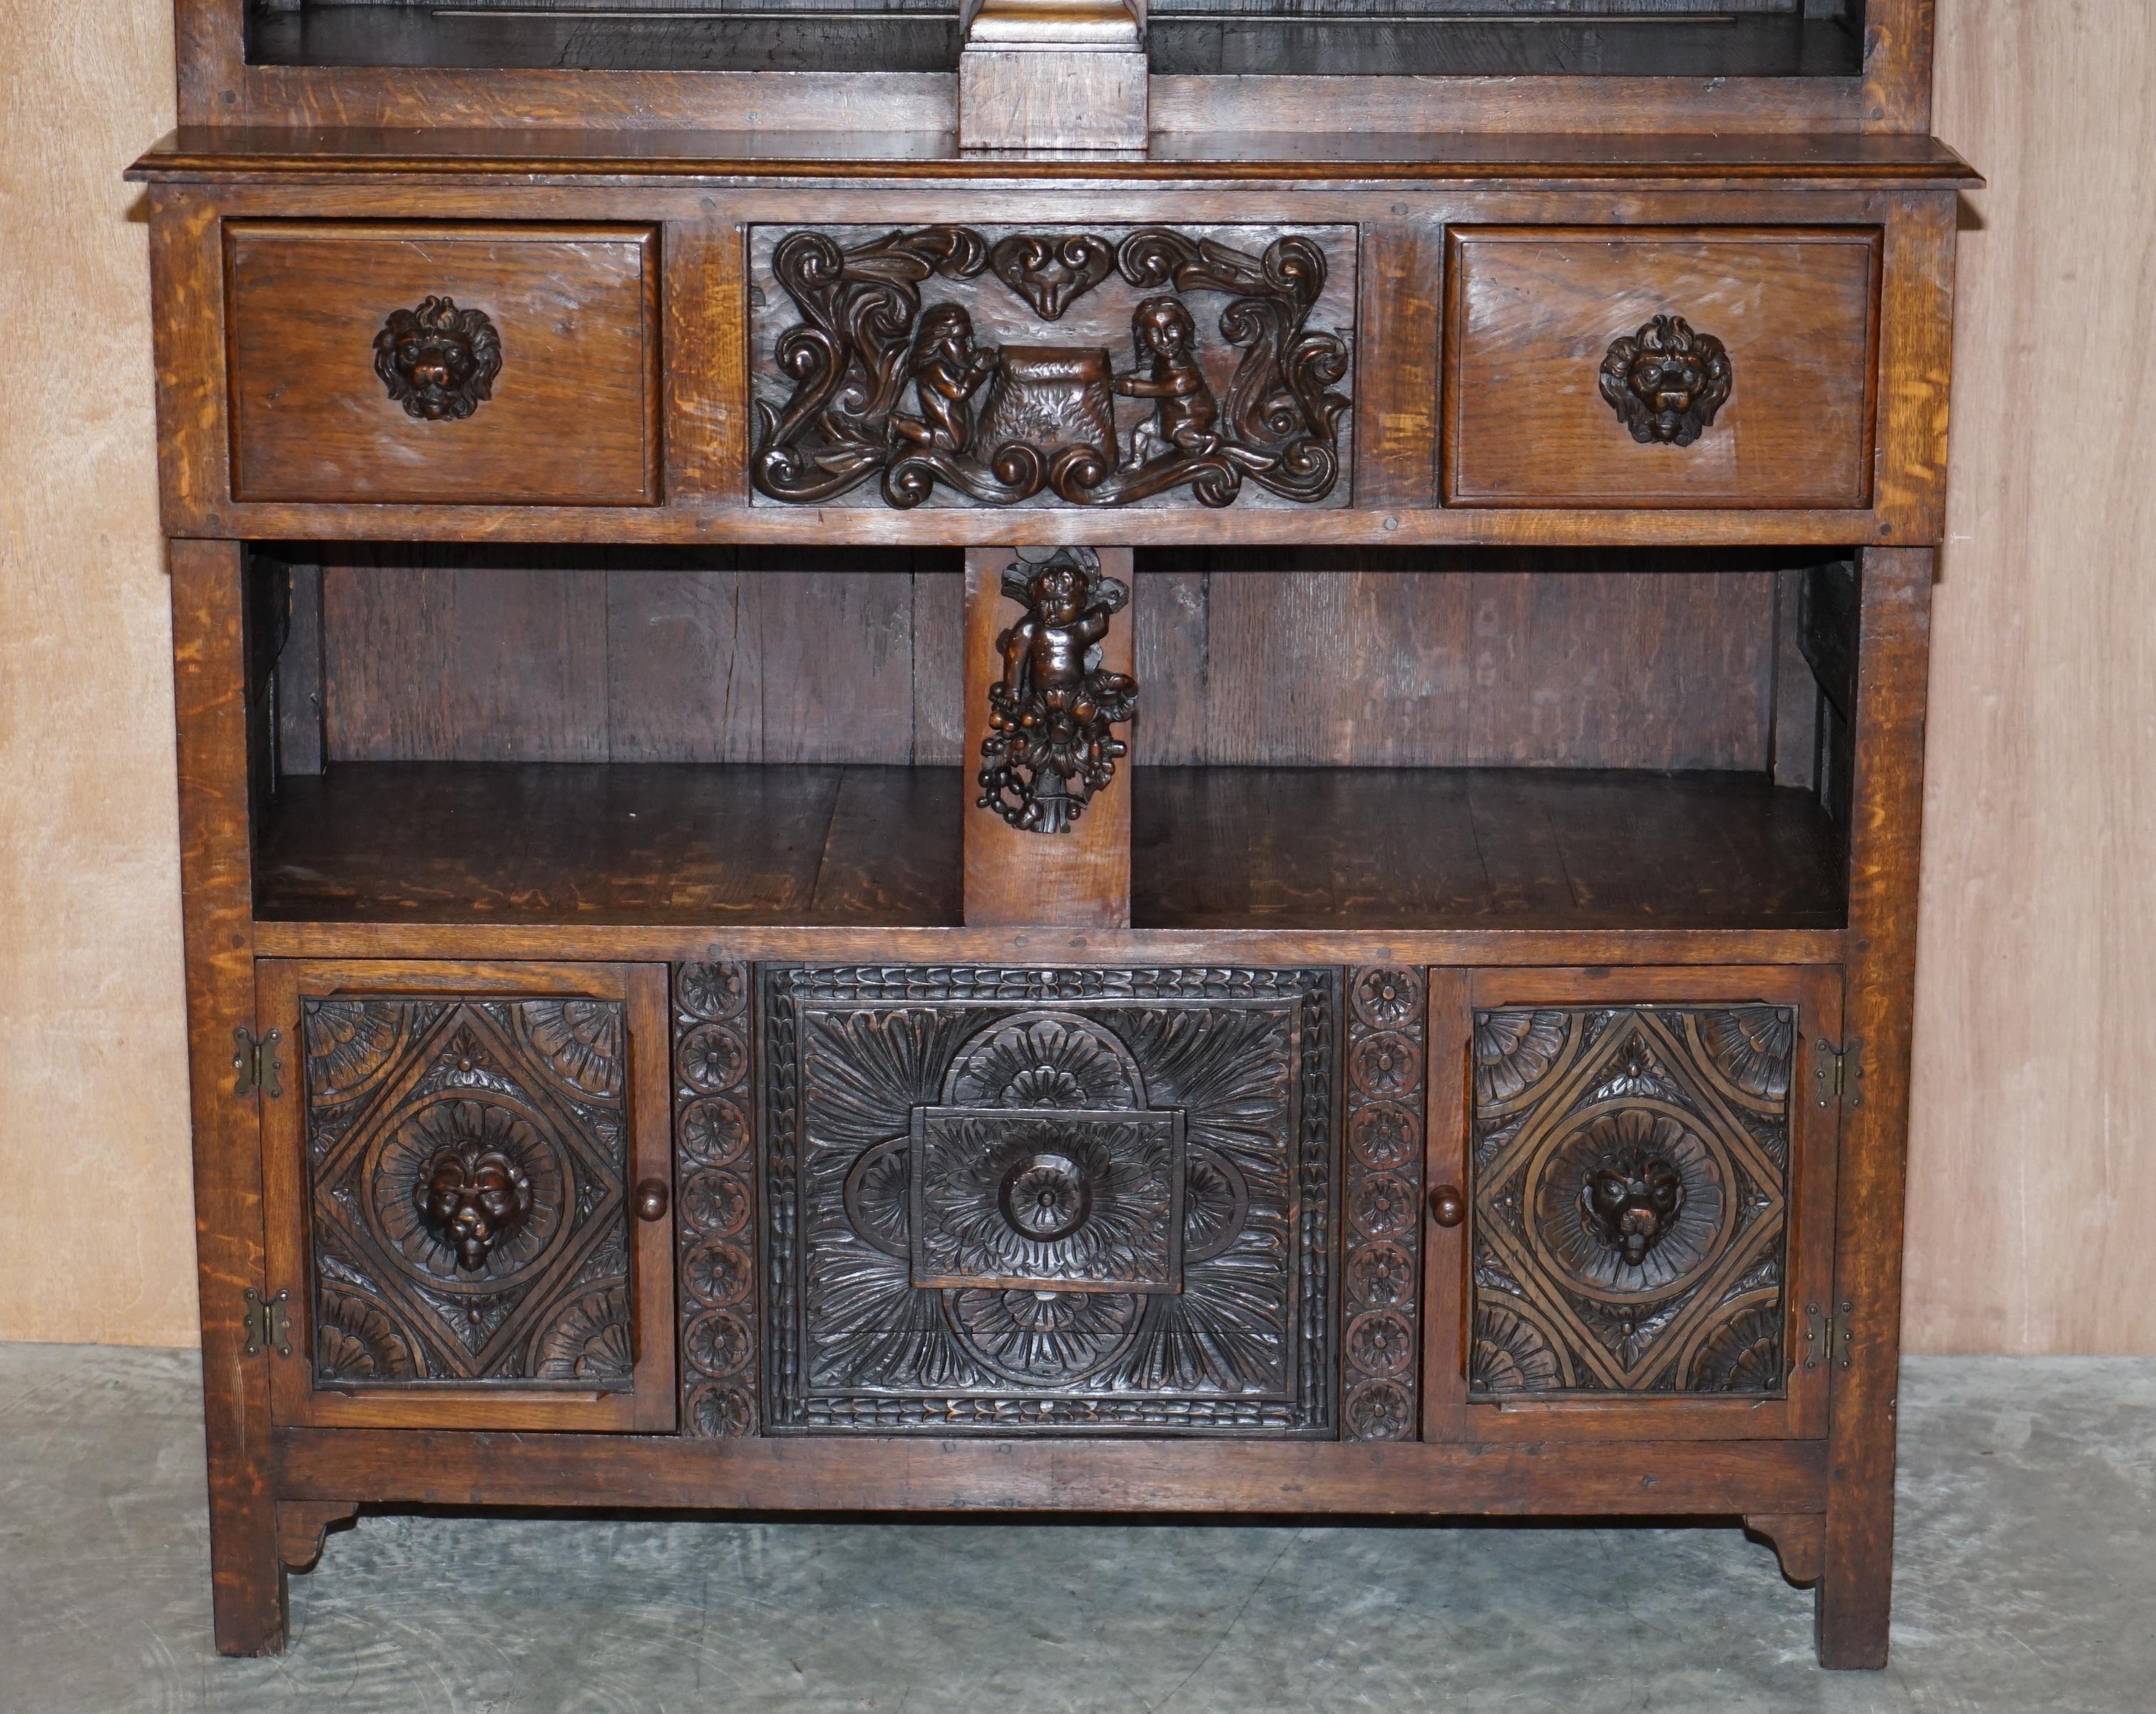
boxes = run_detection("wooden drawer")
[224,222,660,505]
[1443,227,1881,509]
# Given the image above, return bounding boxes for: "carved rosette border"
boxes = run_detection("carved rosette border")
[674,963,760,1437]
[1342,969,1426,1442]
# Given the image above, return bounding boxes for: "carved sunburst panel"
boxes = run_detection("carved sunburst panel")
[762,967,1337,1435]
[299,996,633,1391]
[1467,1006,1797,1399]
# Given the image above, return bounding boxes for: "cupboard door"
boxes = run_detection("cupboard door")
[1425,966,1842,1443]
[257,961,675,1431]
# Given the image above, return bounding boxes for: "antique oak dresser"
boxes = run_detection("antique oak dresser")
[131,0,1975,1668]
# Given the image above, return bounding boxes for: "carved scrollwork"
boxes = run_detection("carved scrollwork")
[977,549,1138,835]
[1468,1006,1796,1397]
[762,966,1339,1434]
[1600,314,1733,447]
[751,223,1351,509]
[373,296,503,423]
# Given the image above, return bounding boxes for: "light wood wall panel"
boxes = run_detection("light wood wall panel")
[1908,0,2156,1354]
[0,7,196,1343]
[0,0,2149,1352]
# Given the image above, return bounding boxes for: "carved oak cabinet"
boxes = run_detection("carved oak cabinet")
[133,0,1973,1670]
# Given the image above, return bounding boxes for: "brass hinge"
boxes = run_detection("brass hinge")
[242,1288,292,1358]
[1814,1036,1864,1109]
[1800,1300,1856,1374]
[233,1026,282,1100]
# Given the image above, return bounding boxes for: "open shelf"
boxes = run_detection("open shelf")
[1135,766,1844,930]
[257,763,963,926]
[255,761,1843,932]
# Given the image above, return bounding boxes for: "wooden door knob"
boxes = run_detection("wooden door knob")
[1429,1185,1466,1228]
[634,1178,671,1222]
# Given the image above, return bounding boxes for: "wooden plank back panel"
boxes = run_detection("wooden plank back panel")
[306,550,1783,772]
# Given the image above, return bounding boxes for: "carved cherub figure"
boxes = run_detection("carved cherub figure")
[979,551,1138,833]
[891,302,998,453]
[1115,295,1220,469]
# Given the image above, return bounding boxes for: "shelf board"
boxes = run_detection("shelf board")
[257,762,963,927]
[257,761,1843,937]
[1133,766,1845,931]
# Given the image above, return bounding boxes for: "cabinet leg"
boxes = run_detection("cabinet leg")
[208,1488,289,1657]
[1813,1495,1894,1669]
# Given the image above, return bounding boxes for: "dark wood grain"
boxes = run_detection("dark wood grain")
[1134,767,1846,932]
[275,1425,1830,1516]
[1446,228,1880,509]
[256,763,964,926]
[131,124,1984,181]
[298,547,1786,773]
[252,760,1845,933]
[225,223,660,505]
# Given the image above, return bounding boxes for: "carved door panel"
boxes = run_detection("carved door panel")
[759,966,1340,1434]
[256,961,675,1430]
[1424,966,1844,1444]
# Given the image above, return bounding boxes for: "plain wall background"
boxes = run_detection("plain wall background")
[1,1,2150,1353]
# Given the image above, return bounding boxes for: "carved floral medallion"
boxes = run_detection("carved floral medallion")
[762,968,1338,1434]
[299,995,633,1389]
[750,223,1354,509]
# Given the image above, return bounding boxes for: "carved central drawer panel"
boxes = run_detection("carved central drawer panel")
[757,966,1341,1433]
[748,224,1357,511]
[1443,226,1881,510]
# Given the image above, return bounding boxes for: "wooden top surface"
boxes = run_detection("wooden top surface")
[128,126,1981,188]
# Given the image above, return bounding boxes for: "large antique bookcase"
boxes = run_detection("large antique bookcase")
[133,0,1974,1668]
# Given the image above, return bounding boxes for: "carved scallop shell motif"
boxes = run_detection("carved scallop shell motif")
[303,1000,408,1105]
[941,1013,1144,1111]
[1470,1303,1565,1395]
[1687,1300,1784,1394]
[946,1287,1145,1386]
[315,1289,418,1383]
[1474,1010,1573,1109]
[516,1001,623,1099]
[536,1286,635,1382]
[1692,1007,1796,1108]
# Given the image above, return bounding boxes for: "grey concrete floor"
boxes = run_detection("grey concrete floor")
[2,1346,2151,1713]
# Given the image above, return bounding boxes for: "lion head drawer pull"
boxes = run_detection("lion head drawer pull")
[1600,314,1733,448]
[374,296,504,422]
